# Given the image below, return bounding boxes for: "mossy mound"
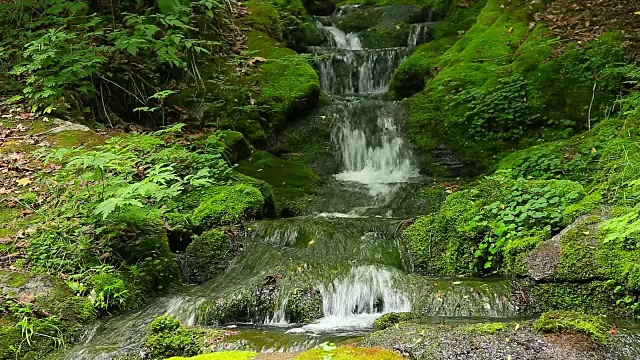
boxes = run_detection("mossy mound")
[0,270,95,360]
[373,312,417,330]
[297,347,403,360]
[192,184,265,228]
[404,175,584,276]
[143,315,241,359]
[217,130,254,164]
[397,0,625,173]
[185,229,236,284]
[533,311,611,344]
[237,151,320,216]
[165,352,257,360]
[248,31,320,132]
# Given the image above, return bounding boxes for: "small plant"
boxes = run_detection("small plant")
[319,341,337,360]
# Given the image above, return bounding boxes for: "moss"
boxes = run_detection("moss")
[192,184,264,228]
[335,7,384,33]
[373,312,416,330]
[245,0,283,40]
[143,315,226,359]
[185,229,235,284]
[502,232,544,276]
[166,352,257,360]
[401,0,625,172]
[236,151,320,216]
[101,209,180,297]
[285,287,323,323]
[527,282,617,315]
[48,130,104,148]
[296,347,403,360]
[554,221,603,282]
[197,285,277,325]
[216,130,254,163]
[463,322,508,335]
[359,25,412,48]
[533,311,610,344]
[247,31,320,130]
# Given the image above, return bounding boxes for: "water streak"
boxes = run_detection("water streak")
[304,265,411,331]
[407,22,435,47]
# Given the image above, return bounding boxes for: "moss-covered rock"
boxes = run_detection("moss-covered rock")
[404,175,584,276]
[373,312,416,330]
[217,130,254,164]
[166,353,257,360]
[143,315,228,359]
[192,184,265,228]
[247,31,320,131]
[245,0,283,40]
[100,209,180,298]
[533,311,611,344]
[185,229,236,284]
[236,151,320,216]
[297,347,403,360]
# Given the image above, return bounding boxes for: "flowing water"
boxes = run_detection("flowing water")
[53,6,519,359]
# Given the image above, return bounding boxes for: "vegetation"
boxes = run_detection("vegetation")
[1,0,640,358]
[533,311,610,344]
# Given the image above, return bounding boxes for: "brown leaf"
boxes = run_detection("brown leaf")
[20,293,34,303]
[17,177,31,186]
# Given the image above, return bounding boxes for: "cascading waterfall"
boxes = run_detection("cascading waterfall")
[407,22,435,47]
[52,6,521,359]
[304,266,411,330]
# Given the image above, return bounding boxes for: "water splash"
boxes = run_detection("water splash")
[329,97,417,195]
[304,265,410,331]
[320,24,362,50]
[407,22,435,47]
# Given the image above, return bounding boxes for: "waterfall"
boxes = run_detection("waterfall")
[321,24,362,50]
[310,47,407,94]
[407,22,435,47]
[304,266,411,330]
[329,98,417,195]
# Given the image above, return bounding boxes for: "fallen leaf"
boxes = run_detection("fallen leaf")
[609,329,617,335]
[17,178,31,186]
[452,281,462,285]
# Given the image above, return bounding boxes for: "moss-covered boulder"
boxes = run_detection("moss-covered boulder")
[248,31,320,132]
[373,312,416,330]
[185,229,236,284]
[0,270,95,360]
[236,151,320,216]
[404,176,585,276]
[143,315,232,359]
[192,184,265,228]
[533,311,611,344]
[100,209,180,297]
[218,131,254,163]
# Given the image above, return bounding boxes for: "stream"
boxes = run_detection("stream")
[52,8,519,359]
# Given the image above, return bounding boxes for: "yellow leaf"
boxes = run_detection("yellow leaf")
[308,239,316,245]
[17,178,31,186]
[635,11,640,15]
[514,323,520,332]
[452,281,462,285]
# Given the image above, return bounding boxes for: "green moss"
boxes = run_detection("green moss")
[463,322,508,335]
[48,130,104,148]
[166,352,257,360]
[216,130,254,163]
[533,311,610,344]
[101,209,179,297]
[527,282,617,315]
[335,7,383,33]
[245,0,283,40]
[405,176,584,275]
[143,315,226,359]
[373,312,416,330]
[285,287,323,323]
[192,184,264,227]
[247,31,320,130]
[296,347,403,360]
[185,229,234,284]
[236,151,320,216]
[359,25,412,48]
[554,221,603,282]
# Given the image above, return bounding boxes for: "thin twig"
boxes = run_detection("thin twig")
[588,82,597,130]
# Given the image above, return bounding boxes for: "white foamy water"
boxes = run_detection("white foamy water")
[331,103,418,195]
[303,265,410,331]
[322,24,362,50]
[407,22,435,47]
